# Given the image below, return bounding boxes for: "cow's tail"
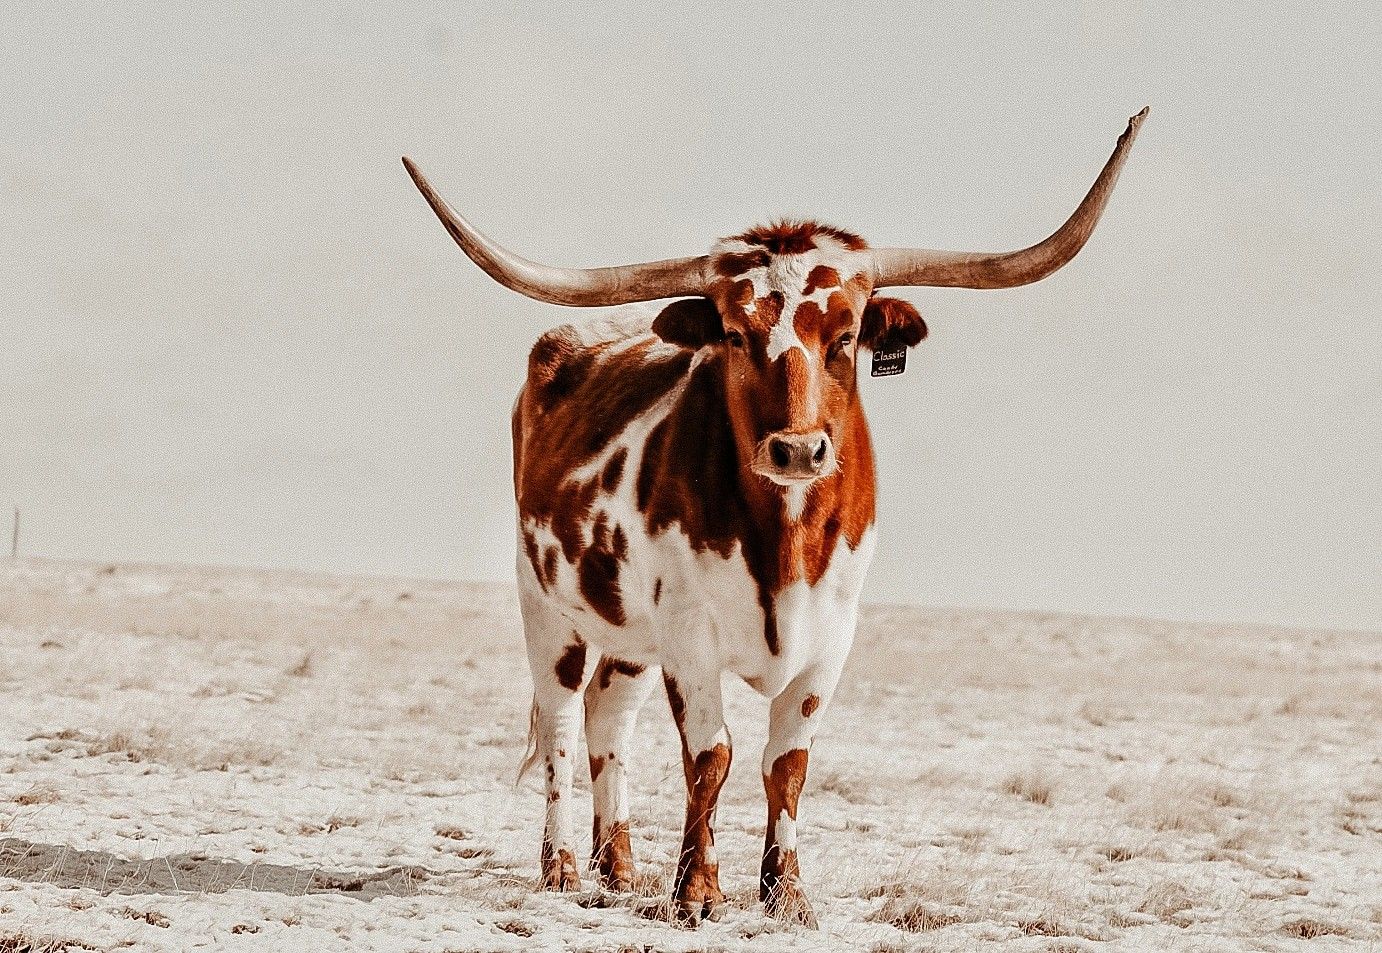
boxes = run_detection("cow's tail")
[514,695,540,786]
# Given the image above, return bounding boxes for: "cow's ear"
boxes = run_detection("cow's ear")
[860,296,928,350]
[652,298,723,349]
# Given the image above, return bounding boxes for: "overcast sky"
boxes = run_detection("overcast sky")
[3,2,1379,630]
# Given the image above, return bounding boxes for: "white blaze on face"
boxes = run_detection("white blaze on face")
[766,315,808,362]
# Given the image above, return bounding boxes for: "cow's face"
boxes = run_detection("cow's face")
[653,223,928,489]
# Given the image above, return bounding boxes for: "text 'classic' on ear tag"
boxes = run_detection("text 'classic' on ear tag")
[871,345,907,377]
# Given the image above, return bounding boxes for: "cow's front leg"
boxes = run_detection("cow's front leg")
[759,662,845,928]
[662,668,731,926]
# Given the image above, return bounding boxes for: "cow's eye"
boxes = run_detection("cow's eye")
[835,332,854,350]
[725,330,745,349]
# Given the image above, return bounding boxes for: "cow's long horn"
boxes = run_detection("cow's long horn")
[871,107,1149,290]
[403,157,709,306]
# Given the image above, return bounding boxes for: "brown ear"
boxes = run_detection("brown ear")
[860,296,928,350]
[651,298,723,349]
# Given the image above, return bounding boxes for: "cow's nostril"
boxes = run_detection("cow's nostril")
[812,439,828,465]
[769,439,792,469]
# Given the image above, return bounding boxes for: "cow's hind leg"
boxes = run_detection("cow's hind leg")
[662,666,731,926]
[521,596,595,892]
[583,655,657,891]
[759,661,847,928]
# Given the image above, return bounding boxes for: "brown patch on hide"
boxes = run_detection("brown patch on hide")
[578,548,624,625]
[600,446,627,492]
[802,264,841,295]
[801,694,820,719]
[553,638,587,691]
[541,547,559,589]
[595,656,646,691]
[662,673,687,733]
[522,529,544,590]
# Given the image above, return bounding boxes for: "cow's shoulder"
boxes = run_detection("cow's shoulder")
[636,354,747,559]
[516,308,695,507]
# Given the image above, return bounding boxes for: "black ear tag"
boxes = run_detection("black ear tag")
[870,343,907,377]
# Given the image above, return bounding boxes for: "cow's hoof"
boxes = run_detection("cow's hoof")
[672,896,723,927]
[600,874,634,893]
[540,848,582,892]
[764,880,818,928]
[669,862,725,926]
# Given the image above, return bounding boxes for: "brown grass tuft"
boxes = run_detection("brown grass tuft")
[12,786,59,806]
[870,898,964,932]
[495,920,534,937]
[1280,918,1350,939]
[1002,768,1055,806]
[1136,881,1195,921]
[288,652,313,677]
[0,934,100,952]
[117,907,171,928]
[1017,917,1071,936]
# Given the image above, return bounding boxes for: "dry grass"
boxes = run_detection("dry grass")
[1015,917,1072,936]
[116,907,170,928]
[299,815,363,835]
[1280,918,1351,939]
[870,898,965,932]
[287,652,313,678]
[493,919,534,937]
[1135,880,1196,922]
[38,727,283,771]
[1001,767,1056,806]
[11,786,59,806]
[0,934,100,952]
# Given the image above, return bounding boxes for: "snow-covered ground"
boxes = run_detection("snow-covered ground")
[1,558,1378,952]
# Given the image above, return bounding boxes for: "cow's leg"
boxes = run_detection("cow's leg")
[662,667,731,926]
[759,661,846,928]
[583,656,658,891]
[521,598,595,892]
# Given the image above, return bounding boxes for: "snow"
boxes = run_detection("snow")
[1,558,1378,951]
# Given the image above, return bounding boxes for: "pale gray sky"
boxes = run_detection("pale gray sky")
[3,2,1379,630]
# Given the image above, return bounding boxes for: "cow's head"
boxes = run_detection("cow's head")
[648,224,926,485]
[404,108,1147,486]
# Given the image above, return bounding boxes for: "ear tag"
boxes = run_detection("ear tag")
[871,344,907,377]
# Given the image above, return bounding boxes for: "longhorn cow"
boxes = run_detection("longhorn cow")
[404,108,1146,926]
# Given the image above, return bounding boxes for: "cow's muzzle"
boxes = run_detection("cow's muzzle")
[753,430,836,485]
